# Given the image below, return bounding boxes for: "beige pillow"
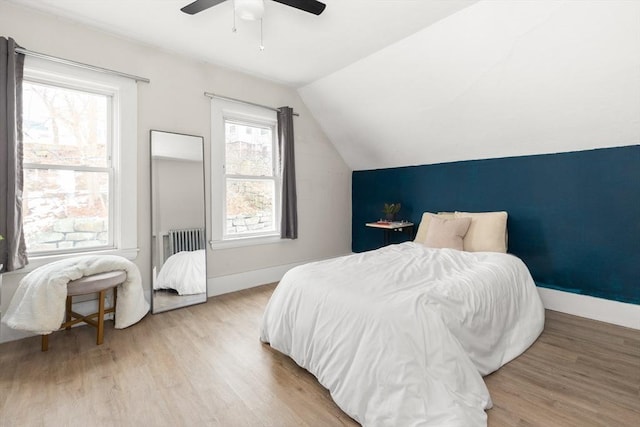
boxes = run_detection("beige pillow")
[424,216,472,250]
[414,212,456,243]
[414,212,436,243]
[454,211,508,253]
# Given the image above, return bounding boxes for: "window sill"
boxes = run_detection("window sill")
[209,235,287,250]
[1,247,139,277]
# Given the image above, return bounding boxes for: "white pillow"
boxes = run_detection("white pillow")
[423,216,472,251]
[454,211,508,253]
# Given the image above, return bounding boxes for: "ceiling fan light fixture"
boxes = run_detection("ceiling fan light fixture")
[234,0,264,21]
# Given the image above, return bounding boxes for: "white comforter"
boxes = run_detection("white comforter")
[154,249,206,295]
[260,242,545,426]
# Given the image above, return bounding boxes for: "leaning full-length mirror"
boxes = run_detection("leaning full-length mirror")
[150,130,207,313]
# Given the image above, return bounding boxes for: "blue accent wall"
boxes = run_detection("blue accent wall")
[352,145,640,305]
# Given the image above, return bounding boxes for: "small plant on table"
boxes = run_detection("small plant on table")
[382,203,401,221]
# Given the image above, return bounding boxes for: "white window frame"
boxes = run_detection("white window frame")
[15,56,138,271]
[211,99,282,248]
[22,79,115,254]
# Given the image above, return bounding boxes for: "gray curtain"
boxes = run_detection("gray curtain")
[277,107,297,239]
[0,37,28,271]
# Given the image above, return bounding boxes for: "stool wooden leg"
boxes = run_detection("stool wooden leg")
[97,289,106,345]
[65,296,72,330]
[113,286,117,321]
[41,334,49,352]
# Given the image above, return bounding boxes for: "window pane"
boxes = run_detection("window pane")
[225,121,273,176]
[22,81,109,167]
[23,169,110,252]
[226,179,275,235]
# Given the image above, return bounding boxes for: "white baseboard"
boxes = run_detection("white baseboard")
[0,324,33,345]
[537,286,640,330]
[207,260,312,297]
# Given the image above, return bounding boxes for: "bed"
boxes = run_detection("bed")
[260,212,545,426]
[153,249,206,295]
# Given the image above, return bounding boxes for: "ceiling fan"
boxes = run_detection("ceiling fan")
[181,0,327,16]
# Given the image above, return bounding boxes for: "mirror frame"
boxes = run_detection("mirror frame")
[150,129,207,314]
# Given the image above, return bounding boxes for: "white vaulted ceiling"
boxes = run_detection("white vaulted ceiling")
[299,0,640,170]
[5,0,476,87]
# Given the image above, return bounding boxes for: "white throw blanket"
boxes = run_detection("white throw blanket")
[2,255,150,334]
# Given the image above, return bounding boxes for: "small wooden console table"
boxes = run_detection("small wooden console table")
[366,221,414,245]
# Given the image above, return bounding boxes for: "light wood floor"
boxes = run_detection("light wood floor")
[1,284,638,426]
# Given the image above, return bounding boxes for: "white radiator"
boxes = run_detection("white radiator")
[168,228,205,256]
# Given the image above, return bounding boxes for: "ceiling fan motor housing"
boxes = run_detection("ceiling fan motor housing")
[181,0,326,17]
[235,0,265,21]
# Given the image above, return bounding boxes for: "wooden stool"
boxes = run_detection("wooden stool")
[41,270,126,351]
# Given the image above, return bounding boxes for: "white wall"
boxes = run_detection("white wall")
[0,0,352,343]
[299,0,640,171]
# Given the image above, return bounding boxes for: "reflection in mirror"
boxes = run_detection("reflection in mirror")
[150,130,207,313]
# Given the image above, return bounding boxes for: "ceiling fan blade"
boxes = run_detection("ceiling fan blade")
[272,0,326,16]
[181,0,227,15]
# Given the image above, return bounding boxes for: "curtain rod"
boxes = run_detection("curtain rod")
[15,47,150,84]
[204,92,299,117]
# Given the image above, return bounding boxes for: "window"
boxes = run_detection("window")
[224,119,279,238]
[22,81,112,253]
[20,57,137,260]
[211,100,280,246]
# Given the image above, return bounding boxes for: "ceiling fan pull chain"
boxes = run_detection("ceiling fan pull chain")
[260,18,265,51]
[232,0,237,33]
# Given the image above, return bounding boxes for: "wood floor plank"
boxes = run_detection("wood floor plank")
[1,283,638,426]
